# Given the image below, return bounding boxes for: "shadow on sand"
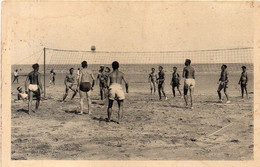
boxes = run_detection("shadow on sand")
[17,109,29,114]
[92,116,118,124]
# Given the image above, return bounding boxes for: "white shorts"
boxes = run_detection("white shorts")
[108,83,125,100]
[184,79,195,89]
[28,84,39,92]
[19,93,28,99]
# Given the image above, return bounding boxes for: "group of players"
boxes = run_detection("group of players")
[13,59,249,124]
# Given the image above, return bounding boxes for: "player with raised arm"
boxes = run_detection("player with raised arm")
[62,68,77,102]
[217,64,230,103]
[25,63,43,113]
[148,68,157,94]
[238,66,248,99]
[171,67,182,97]
[107,61,128,124]
[157,66,167,100]
[77,61,95,115]
[183,59,195,109]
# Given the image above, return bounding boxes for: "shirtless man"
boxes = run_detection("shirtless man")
[107,61,128,124]
[25,63,43,113]
[238,66,248,99]
[12,69,19,84]
[148,68,157,94]
[157,66,167,100]
[171,67,182,97]
[217,64,230,103]
[97,65,108,100]
[77,61,95,115]
[183,59,195,109]
[49,69,56,86]
[62,68,77,102]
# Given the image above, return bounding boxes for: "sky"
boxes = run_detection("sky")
[2,1,254,64]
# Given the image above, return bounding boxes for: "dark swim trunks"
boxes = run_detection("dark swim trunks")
[80,82,91,92]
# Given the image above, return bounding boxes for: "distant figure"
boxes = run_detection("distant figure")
[62,68,77,102]
[25,63,43,113]
[183,59,195,109]
[77,68,80,80]
[148,68,157,94]
[77,61,95,115]
[107,61,128,124]
[171,67,182,97]
[238,66,248,99]
[49,69,56,86]
[97,65,108,100]
[217,64,230,103]
[12,69,19,84]
[16,86,28,101]
[157,66,167,100]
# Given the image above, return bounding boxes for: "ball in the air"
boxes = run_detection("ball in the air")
[91,45,96,52]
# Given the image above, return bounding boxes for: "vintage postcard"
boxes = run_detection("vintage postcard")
[1,1,260,167]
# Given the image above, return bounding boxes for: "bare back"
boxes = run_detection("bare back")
[108,70,126,85]
[183,66,195,79]
[80,68,93,83]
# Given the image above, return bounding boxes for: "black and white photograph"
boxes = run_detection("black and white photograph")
[2,1,260,166]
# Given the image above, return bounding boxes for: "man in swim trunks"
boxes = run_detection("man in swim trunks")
[49,69,56,86]
[107,61,128,124]
[217,64,230,103]
[97,65,108,100]
[62,68,77,102]
[12,69,19,84]
[148,68,157,94]
[171,67,182,97]
[77,61,95,115]
[157,66,167,100]
[183,59,195,109]
[17,86,28,101]
[238,66,248,99]
[25,63,43,113]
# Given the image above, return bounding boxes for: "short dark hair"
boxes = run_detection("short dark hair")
[112,61,119,70]
[173,66,177,69]
[69,68,74,72]
[222,64,227,69]
[159,66,163,69]
[32,63,39,70]
[81,61,88,68]
[152,68,155,70]
[185,59,191,65]
[242,66,246,69]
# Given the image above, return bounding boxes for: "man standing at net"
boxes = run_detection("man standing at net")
[77,61,95,115]
[25,63,43,113]
[107,61,128,124]
[62,68,77,102]
[157,66,167,100]
[148,68,157,95]
[49,69,56,86]
[217,64,230,103]
[183,59,195,109]
[97,65,108,100]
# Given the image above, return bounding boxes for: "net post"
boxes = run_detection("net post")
[44,47,46,97]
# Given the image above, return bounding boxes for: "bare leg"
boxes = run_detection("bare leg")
[184,87,188,107]
[107,99,114,122]
[153,82,156,94]
[100,87,104,100]
[177,85,182,96]
[150,82,153,94]
[172,86,176,97]
[117,100,124,124]
[69,87,77,100]
[224,87,229,101]
[79,90,85,114]
[245,86,249,99]
[162,84,167,99]
[28,91,33,113]
[63,88,69,101]
[86,92,92,114]
[190,87,193,108]
[158,86,162,100]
